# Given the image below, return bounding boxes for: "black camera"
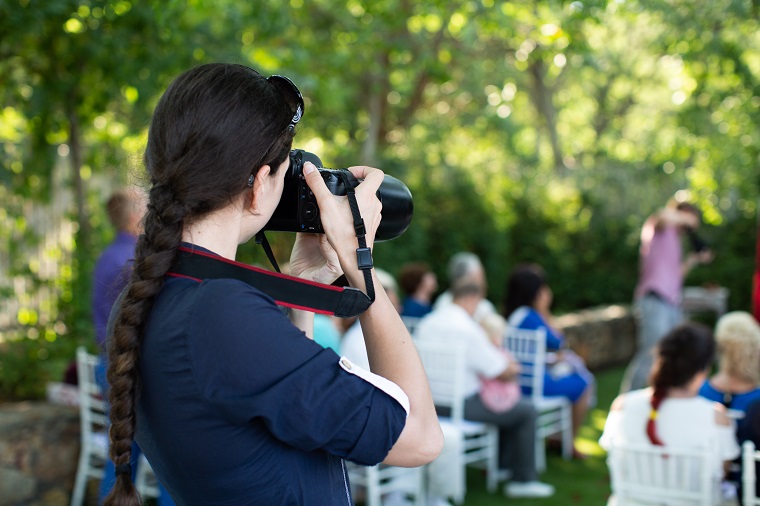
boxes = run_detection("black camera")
[263,149,413,241]
[685,227,709,253]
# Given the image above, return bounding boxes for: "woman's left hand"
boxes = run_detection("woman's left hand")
[289,232,344,285]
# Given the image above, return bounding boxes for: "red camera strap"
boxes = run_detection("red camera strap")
[167,246,373,318]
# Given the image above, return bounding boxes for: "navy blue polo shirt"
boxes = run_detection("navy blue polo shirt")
[133,247,407,505]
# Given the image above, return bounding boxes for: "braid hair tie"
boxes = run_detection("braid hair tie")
[115,463,132,476]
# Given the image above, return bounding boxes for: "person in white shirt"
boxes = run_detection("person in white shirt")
[417,280,555,499]
[341,270,464,506]
[600,322,740,501]
[432,252,496,323]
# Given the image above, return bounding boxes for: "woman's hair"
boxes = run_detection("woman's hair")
[503,263,546,317]
[398,262,430,296]
[646,322,715,445]
[715,311,760,385]
[105,63,298,505]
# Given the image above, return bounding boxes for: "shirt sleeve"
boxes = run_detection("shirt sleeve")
[186,279,407,466]
[599,409,622,451]
[521,309,565,350]
[467,324,507,380]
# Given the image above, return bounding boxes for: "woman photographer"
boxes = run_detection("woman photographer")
[104,63,442,505]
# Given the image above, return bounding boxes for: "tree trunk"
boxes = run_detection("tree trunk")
[66,107,89,251]
[361,52,391,165]
[528,59,564,172]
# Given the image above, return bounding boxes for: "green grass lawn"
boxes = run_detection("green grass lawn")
[457,365,626,505]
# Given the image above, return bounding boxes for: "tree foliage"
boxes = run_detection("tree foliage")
[1,0,758,399]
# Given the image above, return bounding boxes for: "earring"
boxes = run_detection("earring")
[247,174,254,187]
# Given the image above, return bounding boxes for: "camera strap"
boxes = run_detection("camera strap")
[168,172,376,318]
[168,246,373,317]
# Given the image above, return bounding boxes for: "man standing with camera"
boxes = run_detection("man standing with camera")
[620,199,714,393]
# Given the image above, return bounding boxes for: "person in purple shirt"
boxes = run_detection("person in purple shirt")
[92,188,146,351]
[620,199,714,392]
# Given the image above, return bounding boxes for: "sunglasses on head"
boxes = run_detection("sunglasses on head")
[267,74,304,132]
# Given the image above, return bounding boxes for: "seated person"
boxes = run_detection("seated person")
[417,279,555,498]
[433,252,497,323]
[398,262,438,318]
[699,311,760,413]
[600,323,740,502]
[341,270,460,506]
[504,263,594,455]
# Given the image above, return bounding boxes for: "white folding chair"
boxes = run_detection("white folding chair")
[71,346,161,505]
[415,338,500,503]
[135,453,163,500]
[743,440,760,506]
[607,441,718,506]
[71,346,109,506]
[503,326,573,471]
[346,461,425,506]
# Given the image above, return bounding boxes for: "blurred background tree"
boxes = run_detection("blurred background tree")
[0,0,757,400]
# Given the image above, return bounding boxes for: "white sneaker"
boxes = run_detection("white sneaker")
[504,481,555,498]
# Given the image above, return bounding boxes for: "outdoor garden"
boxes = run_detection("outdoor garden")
[1,0,759,504]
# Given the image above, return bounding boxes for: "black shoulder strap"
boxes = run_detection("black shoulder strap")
[168,246,373,318]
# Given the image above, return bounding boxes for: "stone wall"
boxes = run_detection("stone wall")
[554,304,637,371]
[0,402,81,506]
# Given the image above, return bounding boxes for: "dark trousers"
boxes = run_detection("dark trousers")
[439,396,538,482]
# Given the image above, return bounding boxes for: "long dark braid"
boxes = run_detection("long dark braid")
[646,322,715,446]
[104,63,296,505]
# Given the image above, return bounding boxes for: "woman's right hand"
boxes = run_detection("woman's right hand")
[301,162,384,289]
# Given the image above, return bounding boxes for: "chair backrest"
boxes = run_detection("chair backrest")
[608,441,716,506]
[502,326,547,399]
[76,347,108,441]
[415,338,467,423]
[743,440,760,506]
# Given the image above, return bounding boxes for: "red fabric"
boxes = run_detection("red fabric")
[647,391,666,446]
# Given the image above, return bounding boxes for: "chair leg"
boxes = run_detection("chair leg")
[561,405,573,461]
[486,431,500,492]
[367,467,381,506]
[70,453,88,506]
[414,466,426,506]
[536,434,546,473]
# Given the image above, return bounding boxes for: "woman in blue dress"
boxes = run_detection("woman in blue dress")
[504,263,594,457]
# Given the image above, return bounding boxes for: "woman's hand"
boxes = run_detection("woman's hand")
[288,233,343,285]
[301,162,384,289]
